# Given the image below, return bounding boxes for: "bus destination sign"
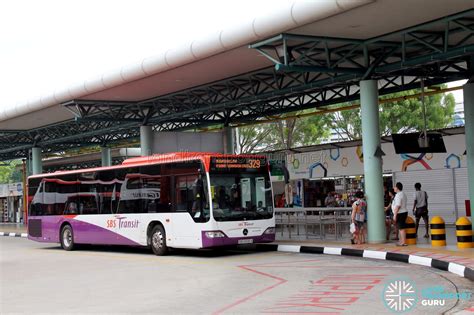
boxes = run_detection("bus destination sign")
[210,157,266,172]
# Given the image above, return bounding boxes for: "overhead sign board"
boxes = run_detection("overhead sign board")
[209,157,267,172]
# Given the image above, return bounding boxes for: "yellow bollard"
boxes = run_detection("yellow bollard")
[455,217,473,249]
[405,216,417,245]
[430,216,446,247]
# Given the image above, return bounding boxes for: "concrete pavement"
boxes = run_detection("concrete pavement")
[1,237,473,314]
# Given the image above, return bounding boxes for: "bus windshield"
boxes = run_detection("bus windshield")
[209,157,273,221]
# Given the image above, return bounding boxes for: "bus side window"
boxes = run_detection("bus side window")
[30,202,42,216]
[116,167,144,214]
[96,170,119,214]
[175,176,191,211]
[42,181,57,216]
[65,200,78,214]
[57,174,79,215]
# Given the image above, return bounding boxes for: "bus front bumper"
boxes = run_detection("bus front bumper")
[201,230,275,248]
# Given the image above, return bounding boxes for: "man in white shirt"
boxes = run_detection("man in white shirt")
[392,182,408,246]
[412,182,429,238]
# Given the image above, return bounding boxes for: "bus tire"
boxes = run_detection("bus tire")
[60,225,75,251]
[150,225,167,256]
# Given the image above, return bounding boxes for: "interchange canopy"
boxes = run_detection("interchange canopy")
[0,1,473,161]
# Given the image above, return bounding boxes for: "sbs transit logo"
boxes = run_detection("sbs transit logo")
[382,278,417,313]
[106,216,140,229]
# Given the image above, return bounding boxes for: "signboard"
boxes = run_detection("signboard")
[286,133,466,180]
[0,182,23,198]
[210,157,267,172]
[269,160,285,176]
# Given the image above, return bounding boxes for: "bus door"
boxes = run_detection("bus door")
[171,174,204,246]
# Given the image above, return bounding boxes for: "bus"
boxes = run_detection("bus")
[27,152,275,255]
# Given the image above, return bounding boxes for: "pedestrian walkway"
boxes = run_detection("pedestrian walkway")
[0,223,26,234]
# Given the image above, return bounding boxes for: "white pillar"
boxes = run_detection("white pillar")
[223,127,234,154]
[31,147,42,175]
[101,147,111,167]
[140,125,153,156]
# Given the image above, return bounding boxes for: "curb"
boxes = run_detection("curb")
[255,244,474,281]
[0,232,28,238]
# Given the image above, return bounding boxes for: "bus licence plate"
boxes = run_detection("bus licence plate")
[238,239,253,244]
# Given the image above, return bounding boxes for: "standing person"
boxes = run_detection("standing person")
[324,192,336,207]
[384,189,398,241]
[412,183,429,238]
[392,182,408,246]
[351,191,366,244]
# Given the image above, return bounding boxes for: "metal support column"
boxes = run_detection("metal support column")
[101,147,111,167]
[360,80,386,243]
[463,82,474,223]
[31,147,42,175]
[223,126,234,154]
[140,125,153,156]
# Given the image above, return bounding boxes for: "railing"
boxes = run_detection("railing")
[275,207,352,240]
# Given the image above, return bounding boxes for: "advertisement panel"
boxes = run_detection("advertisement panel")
[287,134,466,179]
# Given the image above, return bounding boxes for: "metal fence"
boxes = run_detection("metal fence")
[275,207,353,240]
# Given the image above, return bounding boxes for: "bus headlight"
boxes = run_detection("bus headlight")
[205,231,225,238]
[264,227,275,234]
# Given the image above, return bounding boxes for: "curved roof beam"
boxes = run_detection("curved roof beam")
[0,0,372,122]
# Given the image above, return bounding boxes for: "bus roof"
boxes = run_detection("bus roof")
[28,152,267,180]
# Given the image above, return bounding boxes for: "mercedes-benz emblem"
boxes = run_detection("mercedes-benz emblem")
[243,229,248,236]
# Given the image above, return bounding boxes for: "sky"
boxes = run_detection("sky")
[0,0,466,111]
[0,0,292,108]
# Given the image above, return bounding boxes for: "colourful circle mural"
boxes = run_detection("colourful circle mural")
[445,153,461,169]
[341,157,348,167]
[292,158,300,169]
[330,148,340,161]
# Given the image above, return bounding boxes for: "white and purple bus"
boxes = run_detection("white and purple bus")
[27,152,275,255]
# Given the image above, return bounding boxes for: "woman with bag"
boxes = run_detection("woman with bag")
[384,189,398,241]
[351,191,366,244]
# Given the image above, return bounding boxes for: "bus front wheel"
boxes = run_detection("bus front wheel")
[150,225,168,256]
[60,225,75,251]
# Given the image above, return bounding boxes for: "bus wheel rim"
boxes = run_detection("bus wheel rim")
[152,232,163,248]
[63,229,72,247]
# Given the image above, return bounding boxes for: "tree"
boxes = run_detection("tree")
[330,87,456,140]
[237,111,332,153]
[237,125,274,153]
[0,160,22,184]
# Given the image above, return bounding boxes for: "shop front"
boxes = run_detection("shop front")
[271,131,468,224]
[0,182,23,223]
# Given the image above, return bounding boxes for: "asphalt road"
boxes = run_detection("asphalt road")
[1,237,472,314]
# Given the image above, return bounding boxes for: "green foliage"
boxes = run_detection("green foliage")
[0,160,23,184]
[330,87,456,140]
[238,87,456,152]
[238,110,332,153]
